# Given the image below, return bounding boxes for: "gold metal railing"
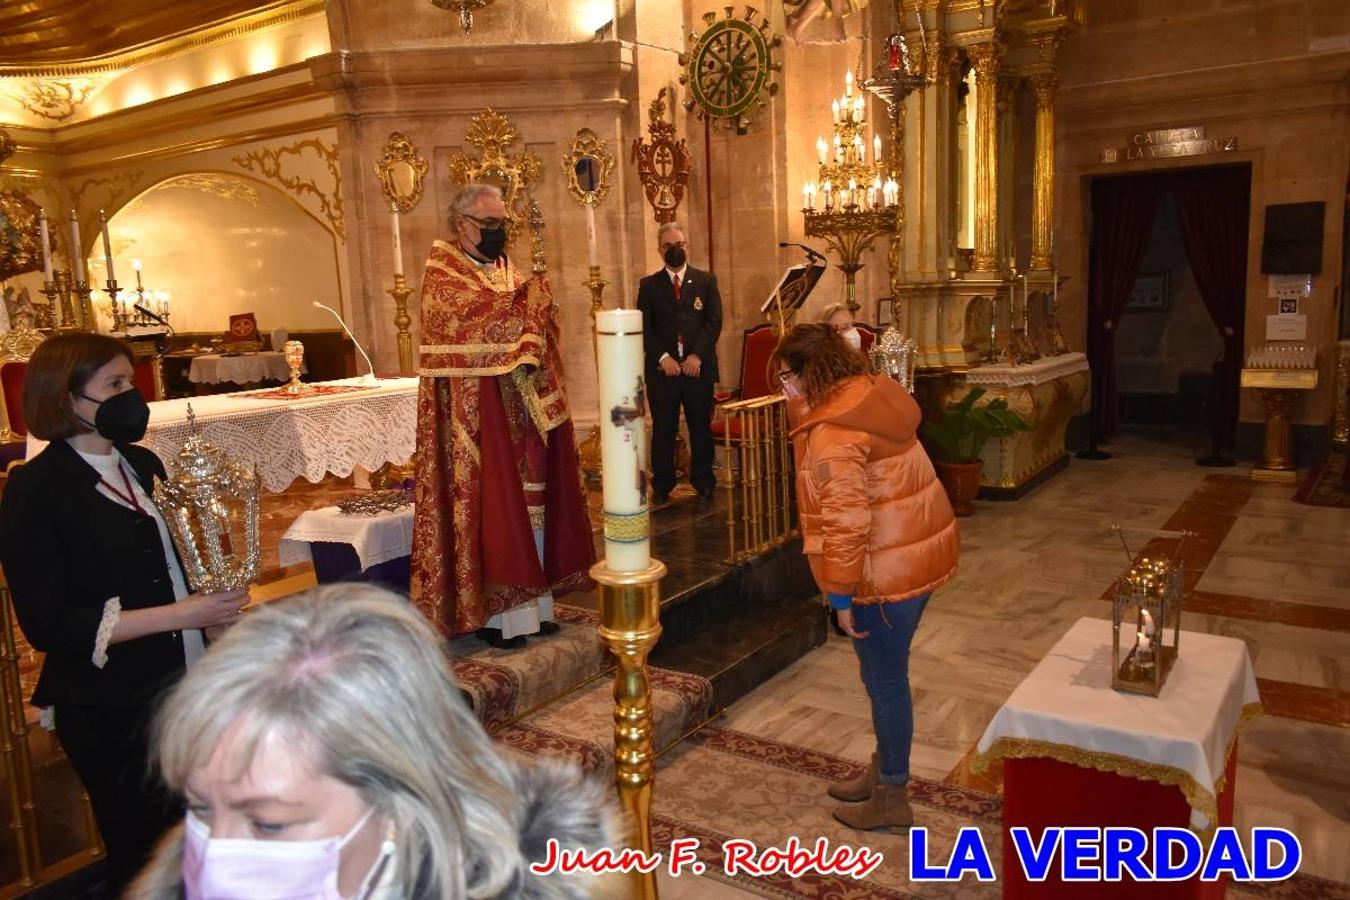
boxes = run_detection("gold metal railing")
[719,394,798,563]
[0,575,103,896]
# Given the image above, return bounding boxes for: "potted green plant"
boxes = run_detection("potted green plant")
[920,387,1032,516]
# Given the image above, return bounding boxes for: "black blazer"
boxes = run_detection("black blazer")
[635,266,724,384]
[0,439,187,710]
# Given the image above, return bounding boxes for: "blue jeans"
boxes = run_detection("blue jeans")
[850,594,930,785]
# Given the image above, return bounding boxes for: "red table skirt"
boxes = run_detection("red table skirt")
[1001,747,1237,899]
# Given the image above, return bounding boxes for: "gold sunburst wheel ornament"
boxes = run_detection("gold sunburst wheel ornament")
[448,109,542,247]
[430,0,494,34]
[679,6,781,135]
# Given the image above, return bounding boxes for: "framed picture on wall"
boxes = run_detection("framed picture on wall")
[1125,272,1170,313]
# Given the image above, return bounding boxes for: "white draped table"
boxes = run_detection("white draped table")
[143,377,418,492]
[188,351,297,385]
[26,377,419,492]
[976,616,1261,830]
[279,505,414,571]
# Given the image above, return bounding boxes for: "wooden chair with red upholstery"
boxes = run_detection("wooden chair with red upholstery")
[711,319,879,483]
[0,320,48,473]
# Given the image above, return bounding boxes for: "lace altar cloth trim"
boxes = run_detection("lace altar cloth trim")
[139,377,418,493]
[964,351,1089,387]
[279,505,415,571]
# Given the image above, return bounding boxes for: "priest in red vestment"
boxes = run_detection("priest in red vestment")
[411,184,594,647]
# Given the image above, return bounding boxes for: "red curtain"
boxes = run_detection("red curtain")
[1088,175,1161,438]
[1172,168,1251,450]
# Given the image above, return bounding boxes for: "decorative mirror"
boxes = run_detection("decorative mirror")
[374,132,428,215]
[562,128,615,207]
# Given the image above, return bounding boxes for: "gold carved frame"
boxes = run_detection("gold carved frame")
[448,110,541,246]
[374,132,429,215]
[561,128,615,208]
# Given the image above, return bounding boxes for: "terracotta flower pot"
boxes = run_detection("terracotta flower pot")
[934,460,982,517]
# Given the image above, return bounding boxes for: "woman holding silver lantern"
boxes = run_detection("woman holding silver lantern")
[0,332,247,896]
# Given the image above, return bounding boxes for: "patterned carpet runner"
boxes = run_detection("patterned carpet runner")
[450,603,715,779]
[651,729,1347,900]
[1293,449,1350,508]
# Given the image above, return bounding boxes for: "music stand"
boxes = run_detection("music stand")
[760,262,825,334]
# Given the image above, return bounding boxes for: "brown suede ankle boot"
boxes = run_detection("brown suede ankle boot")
[832,782,914,834]
[827,753,878,802]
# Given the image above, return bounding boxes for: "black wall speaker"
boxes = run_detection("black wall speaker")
[1260,201,1324,274]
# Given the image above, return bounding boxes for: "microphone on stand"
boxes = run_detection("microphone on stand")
[778,241,827,264]
[133,304,175,359]
[311,300,377,384]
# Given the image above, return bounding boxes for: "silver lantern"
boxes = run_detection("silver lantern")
[153,405,262,592]
[869,326,918,393]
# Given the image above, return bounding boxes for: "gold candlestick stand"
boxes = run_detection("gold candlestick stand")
[1241,367,1318,483]
[592,558,664,900]
[577,265,609,482]
[388,273,414,375]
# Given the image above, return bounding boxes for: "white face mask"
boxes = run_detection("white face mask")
[183,807,392,900]
[842,327,862,351]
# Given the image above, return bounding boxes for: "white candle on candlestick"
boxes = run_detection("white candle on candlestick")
[1141,608,1155,636]
[391,208,405,276]
[845,70,853,96]
[596,308,650,573]
[831,100,840,123]
[99,210,116,283]
[68,210,85,283]
[873,134,882,163]
[816,137,827,164]
[585,203,599,268]
[38,210,53,281]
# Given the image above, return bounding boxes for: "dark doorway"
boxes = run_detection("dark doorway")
[1084,163,1251,461]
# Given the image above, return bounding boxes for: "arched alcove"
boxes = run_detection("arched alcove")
[87,171,343,337]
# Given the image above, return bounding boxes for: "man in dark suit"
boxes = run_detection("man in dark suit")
[636,222,723,504]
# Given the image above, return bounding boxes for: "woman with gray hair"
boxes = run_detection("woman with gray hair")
[128,585,619,899]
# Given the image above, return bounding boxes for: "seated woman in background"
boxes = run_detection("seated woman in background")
[818,302,866,355]
[130,585,619,900]
[0,333,246,895]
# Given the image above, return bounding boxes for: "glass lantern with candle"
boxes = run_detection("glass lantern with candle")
[1108,526,1190,697]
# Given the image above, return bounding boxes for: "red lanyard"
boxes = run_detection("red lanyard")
[100,464,146,516]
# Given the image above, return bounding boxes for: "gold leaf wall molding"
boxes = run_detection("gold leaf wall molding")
[155,173,262,208]
[232,138,345,240]
[72,171,146,216]
[16,77,106,122]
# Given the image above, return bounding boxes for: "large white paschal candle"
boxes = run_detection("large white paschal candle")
[595,308,649,573]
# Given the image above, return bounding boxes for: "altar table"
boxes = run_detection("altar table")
[949,352,1091,498]
[280,504,413,590]
[27,377,418,492]
[976,617,1261,899]
[188,351,296,385]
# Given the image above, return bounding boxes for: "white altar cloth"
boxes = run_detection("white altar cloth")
[976,617,1261,829]
[964,351,1089,387]
[27,377,418,492]
[188,351,297,384]
[279,505,414,571]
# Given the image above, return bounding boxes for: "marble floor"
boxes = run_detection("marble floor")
[711,431,1350,889]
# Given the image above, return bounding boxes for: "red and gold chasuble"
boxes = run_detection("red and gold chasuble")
[412,240,594,637]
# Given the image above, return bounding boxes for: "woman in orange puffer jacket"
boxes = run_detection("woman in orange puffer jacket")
[771,323,960,833]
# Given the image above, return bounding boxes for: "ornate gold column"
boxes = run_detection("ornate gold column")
[1029,72,1058,272]
[1333,340,1350,445]
[969,41,1004,273]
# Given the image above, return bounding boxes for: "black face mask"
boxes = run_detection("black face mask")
[474,227,508,262]
[78,388,150,443]
[663,246,687,269]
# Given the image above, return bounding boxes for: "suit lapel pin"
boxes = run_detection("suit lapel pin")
[693,297,703,311]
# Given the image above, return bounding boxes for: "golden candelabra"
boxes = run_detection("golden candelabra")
[1045,273,1071,356]
[1011,275,1040,364]
[577,266,609,482]
[40,270,94,332]
[592,559,665,900]
[389,273,414,375]
[802,70,902,314]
